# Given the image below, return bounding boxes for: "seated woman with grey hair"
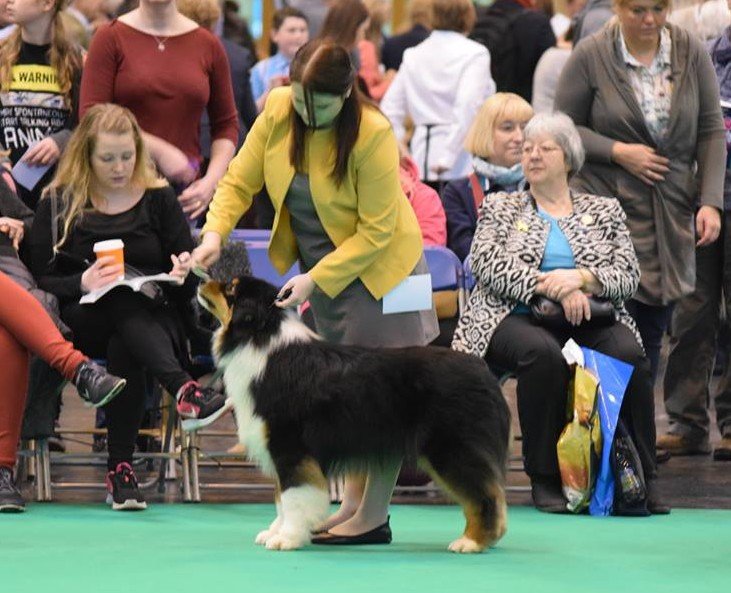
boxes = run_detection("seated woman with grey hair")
[452,112,668,515]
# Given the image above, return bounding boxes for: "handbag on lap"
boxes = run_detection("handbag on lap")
[529,295,617,329]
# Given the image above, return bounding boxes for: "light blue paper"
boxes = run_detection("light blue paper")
[11,158,51,191]
[382,273,432,314]
[582,347,634,517]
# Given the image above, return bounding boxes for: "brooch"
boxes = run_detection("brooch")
[516,220,529,232]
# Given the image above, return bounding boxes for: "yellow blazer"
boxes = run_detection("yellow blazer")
[202,86,423,299]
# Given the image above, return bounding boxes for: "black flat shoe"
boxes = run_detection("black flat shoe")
[311,519,392,545]
[531,477,569,514]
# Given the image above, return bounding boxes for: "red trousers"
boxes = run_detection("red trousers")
[0,271,86,467]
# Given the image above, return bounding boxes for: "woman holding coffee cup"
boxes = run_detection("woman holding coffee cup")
[25,104,228,512]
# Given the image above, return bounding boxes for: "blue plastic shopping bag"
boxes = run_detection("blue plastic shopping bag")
[581,347,635,516]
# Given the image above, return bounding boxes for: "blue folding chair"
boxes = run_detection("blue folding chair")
[421,246,463,348]
[423,245,463,292]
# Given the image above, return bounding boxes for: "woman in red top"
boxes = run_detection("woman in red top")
[80,0,239,220]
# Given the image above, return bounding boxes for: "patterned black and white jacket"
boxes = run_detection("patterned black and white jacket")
[451,190,642,358]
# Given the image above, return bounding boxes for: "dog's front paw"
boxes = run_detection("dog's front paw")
[255,529,276,545]
[265,532,308,551]
[448,537,484,554]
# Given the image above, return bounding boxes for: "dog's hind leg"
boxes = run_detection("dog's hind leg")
[255,483,284,545]
[421,448,508,554]
[264,457,330,551]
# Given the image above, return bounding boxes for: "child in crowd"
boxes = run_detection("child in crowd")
[250,6,309,112]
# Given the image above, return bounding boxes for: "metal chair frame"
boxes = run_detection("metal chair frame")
[18,373,192,502]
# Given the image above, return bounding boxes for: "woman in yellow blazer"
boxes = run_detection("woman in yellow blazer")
[193,41,438,544]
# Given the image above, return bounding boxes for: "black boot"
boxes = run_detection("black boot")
[73,361,126,408]
[530,476,568,513]
[0,466,25,513]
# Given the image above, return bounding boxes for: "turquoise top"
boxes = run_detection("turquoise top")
[537,208,576,272]
[513,208,576,314]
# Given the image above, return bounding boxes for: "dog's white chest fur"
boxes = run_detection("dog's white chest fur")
[221,343,275,475]
[217,315,317,476]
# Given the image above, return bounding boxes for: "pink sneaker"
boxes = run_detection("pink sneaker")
[175,381,232,431]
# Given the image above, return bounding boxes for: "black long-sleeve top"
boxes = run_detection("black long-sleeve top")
[24,186,197,305]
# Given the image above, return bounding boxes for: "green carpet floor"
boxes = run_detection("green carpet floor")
[2,504,728,593]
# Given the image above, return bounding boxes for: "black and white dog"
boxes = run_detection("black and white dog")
[198,276,511,553]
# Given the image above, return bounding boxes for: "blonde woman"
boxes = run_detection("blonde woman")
[25,104,226,511]
[441,92,533,260]
[0,0,84,210]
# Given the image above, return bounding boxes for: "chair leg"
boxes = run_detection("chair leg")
[188,430,201,503]
[39,438,51,501]
[157,395,178,492]
[180,423,193,502]
[26,440,43,503]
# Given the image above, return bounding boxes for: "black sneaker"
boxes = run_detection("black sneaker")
[105,462,147,511]
[175,380,232,431]
[74,361,127,408]
[0,466,25,513]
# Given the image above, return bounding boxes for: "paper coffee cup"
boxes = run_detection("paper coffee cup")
[93,239,125,280]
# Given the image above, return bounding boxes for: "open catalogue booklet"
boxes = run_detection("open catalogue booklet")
[79,273,182,304]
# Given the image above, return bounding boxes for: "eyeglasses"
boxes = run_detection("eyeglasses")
[521,143,561,156]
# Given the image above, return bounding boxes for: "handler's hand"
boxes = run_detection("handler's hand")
[276,273,315,308]
[560,290,591,326]
[696,205,721,246]
[191,232,222,271]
